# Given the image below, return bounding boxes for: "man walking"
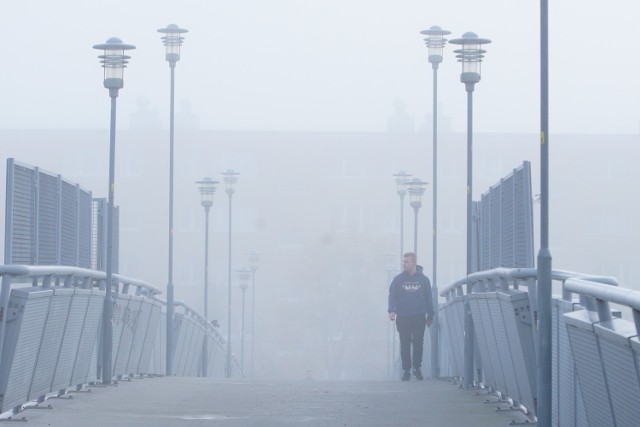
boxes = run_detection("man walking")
[388,252,434,381]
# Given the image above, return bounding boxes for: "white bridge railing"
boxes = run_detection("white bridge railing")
[0,265,236,417]
[438,267,635,426]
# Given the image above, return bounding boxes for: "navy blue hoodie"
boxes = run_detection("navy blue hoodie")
[387,265,434,320]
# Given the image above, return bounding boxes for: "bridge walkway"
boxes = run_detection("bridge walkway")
[19,376,531,426]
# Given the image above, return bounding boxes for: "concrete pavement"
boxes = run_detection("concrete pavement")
[15,377,531,426]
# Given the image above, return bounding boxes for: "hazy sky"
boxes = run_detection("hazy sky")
[2,0,638,134]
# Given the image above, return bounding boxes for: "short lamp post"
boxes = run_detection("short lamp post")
[420,24,450,380]
[236,267,252,376]
[393,171,412,267]
[449,31,490,388]
[406,178,428,255]
[158,23,188,377]
[196,177,218,377]
[248,250,260,378]
[93,37,135,385]
[222,169,240,378]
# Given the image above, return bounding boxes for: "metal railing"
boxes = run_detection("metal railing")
[0,265,239,416]
[438,267,619,425]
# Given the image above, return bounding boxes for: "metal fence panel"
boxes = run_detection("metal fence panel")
[552,298,587,427]
[148,310,166,376]
[595,319,640,427]
[441,299,462,377]
[137,301,162,374]
[78,190,92,268]
[488,296,517,399]
[0,288,52,413]
[60,182,77,265]
[478,162,534,270]
[184,319,199,377]
[187,324,204,376]
[499,290,536,414]
[438,302,458,377]
[478,293,505,392]
[5,159,94,268]
[112,294,134,377]
[36,172,58,264]
[500,176,514,267]
[565,310,613,427]
[70,289,104,387]
[126,297,153,374]
[173,313,187,376]
[468,294,496,389]
[29,288,73,401]
[489,186,501,269]
[52,288,92,391]
[5,160,36,264]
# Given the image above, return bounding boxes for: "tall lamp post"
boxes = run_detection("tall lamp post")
[420,24,450,380]
[248,250,260,377]
[450,31,490,388]
[392,171,412,267]
[158,23,188,376]
[93,37,135,385]
[196,177,218,377]
[222,169,240,377]
[236,267,252,376]
[537,1,552,425]
[406,178,428,255]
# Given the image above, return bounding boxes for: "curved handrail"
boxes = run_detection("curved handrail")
[564,278,640,330]
[440,267,617,299]
[0,264,162,296]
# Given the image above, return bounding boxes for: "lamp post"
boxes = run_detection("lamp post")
[537,1,552,425]
[196,177,218,377]
[158,23,188,377]
[420,24,450,380]
[449,31,491,388]
[406,178,428,255]
[222,169,240,377]
[93,37,135,385]
[248,250,260,378]
[236,267,252,376]
[393,171,412,267]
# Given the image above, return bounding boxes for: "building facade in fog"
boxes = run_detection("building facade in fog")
[0,129,637,379]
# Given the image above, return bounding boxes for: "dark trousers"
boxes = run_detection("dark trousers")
[396,314,426,371]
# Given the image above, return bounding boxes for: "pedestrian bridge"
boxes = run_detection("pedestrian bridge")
[1,264,639,426]
[14,377,529,427]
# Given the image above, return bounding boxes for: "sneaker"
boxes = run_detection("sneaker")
[413,369,423,381]
[401,371,411,381]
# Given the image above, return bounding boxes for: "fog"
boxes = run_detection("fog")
[1,1,639,381]
[2,0,640,134]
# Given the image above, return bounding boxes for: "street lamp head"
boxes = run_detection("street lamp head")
[393,171,412,198]
[93,37,135,92]
[420,25,451,68]
[158,24,188,64]
[407,177,428,209]
[236,267,252,291]
[222,169,240,196]
[449,32,491,91]
[196,177,218,209]
[248,250,260,272]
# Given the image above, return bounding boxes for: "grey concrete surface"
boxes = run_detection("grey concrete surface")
[15,377,531,426]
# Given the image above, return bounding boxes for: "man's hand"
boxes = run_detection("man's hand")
[389,312,397,321]
[426,318,433,327]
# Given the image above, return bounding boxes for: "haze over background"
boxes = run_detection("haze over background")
[1,1,639,380]
[2,0,639,134]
